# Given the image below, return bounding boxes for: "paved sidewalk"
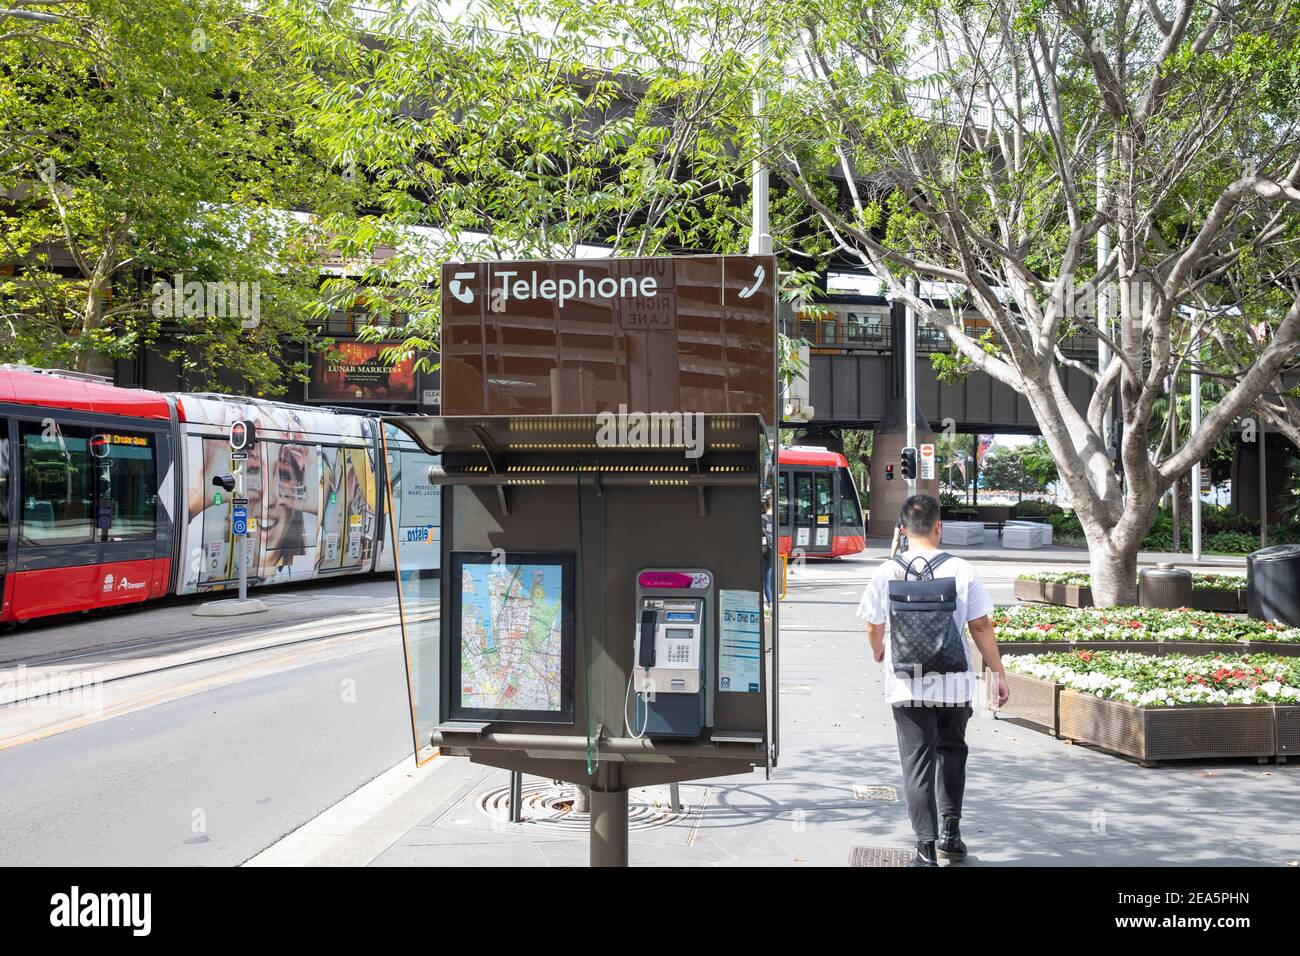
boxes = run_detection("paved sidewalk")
[282,573,1299,868]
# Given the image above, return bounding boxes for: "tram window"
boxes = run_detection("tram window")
[0,426,8,558]
[815,474,832,515]
[19,421,94,545]
[777,473,790,529]
[795,473,813,524]
[99,431,157,540]
[839,469,862,527]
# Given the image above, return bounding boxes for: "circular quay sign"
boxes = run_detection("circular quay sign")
[383,254,779,866]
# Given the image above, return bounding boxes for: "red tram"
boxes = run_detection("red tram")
[0,366,440,624]
[777,446,866,558]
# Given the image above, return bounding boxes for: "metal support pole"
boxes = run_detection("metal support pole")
[509,771,523,824]
[1191,362,1202,562]
[669,783,681,812]
[1260,421,1268,550]
[589,788,629,867]
[236,467,248,603]
[905,277,917,495]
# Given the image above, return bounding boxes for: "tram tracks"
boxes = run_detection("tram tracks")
[0,606,437,749]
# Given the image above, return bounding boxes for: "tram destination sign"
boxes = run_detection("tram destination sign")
[440,255,777,422]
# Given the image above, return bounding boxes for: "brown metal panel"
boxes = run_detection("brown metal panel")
[832,355,860,419]
[858,354,889,421]
[441,256,776,424]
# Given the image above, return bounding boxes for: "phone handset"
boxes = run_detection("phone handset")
[638,609,657,668]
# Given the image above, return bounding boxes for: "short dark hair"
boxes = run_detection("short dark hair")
[899,494,941,536]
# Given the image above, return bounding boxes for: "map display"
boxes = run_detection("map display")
[456,559,568,716]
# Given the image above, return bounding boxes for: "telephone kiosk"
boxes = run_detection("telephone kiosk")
[631,569,714,739]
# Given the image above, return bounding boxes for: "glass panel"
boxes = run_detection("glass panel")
[384,427,442,766]
[93,430,156,540]
[318,445,345,570]
[815,473,833,518]
[794,472,812,525]
[839,468,862,528]
[777,472,790,530]
[258,439,320,583]
[19,421,93,546]
[196,437,237,587]
[0,423,9,563]
[343,445,376,567]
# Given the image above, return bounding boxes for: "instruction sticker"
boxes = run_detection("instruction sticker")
[719,589,761,693]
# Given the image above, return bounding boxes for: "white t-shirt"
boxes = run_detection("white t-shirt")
[856,548,994,705]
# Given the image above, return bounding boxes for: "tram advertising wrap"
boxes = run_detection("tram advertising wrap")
[0,366,439,624]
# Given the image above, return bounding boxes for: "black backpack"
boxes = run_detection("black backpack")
[887,553,969,676]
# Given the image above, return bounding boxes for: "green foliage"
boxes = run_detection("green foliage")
[1013,500,1062,517]
[0,0,352,391]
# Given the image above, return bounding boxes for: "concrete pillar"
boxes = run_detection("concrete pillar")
[868,426,940,540]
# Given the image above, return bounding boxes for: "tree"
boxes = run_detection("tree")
[0,0,355,391]
[978,446,1035,500]
[263,0,788,366]
[731,0,1300,604]
[1022,438,1059,493]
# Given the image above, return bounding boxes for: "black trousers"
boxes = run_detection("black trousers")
[891,702,972,842]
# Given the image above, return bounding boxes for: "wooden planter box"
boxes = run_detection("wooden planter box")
[1016,579,1245,613]
[1155,639,1245,656]
[1276,706,1300,761]
[1014,578,1093,607]
[999,670,1063,736]
[1191,589,1247,613]
[1058,689,1277,763]
[1242,640,1300,658]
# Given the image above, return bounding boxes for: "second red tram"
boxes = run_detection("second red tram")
[777,446,866,558]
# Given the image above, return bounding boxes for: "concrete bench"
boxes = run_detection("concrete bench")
[940,521,986,546]
[1003,521,1050,549]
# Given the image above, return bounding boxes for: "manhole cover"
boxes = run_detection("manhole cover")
[849,846,915,867]
[479,781,687,833]
[851,785,898,802]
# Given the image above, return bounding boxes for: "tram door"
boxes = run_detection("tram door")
[0,421,8,612]
[811,470,834,553]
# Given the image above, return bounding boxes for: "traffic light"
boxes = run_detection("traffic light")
[900,446,918,481]
[229,419,257,452]
[212,474,236,493]
[885,463,894,481]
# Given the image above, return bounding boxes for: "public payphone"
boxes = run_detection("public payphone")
[631,569,714,739]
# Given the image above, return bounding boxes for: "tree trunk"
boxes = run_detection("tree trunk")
[1089,541,1139,607]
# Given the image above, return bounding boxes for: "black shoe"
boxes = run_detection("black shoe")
[937,815,967,859]
[908,840,938,867]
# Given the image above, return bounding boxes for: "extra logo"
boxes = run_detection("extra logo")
[448,271,477,304]
[737,263,765,299]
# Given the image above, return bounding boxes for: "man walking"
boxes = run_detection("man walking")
[857,494,1010,866]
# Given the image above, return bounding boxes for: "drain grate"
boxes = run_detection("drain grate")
[849,846,915,867]
[851,785,898,802]
[478,780,687,833]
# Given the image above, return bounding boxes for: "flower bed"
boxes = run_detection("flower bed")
[1015,572,1248,612]
[993,604,1300,646]
[1003,650,1300,763]
[1005,651,1300,706]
